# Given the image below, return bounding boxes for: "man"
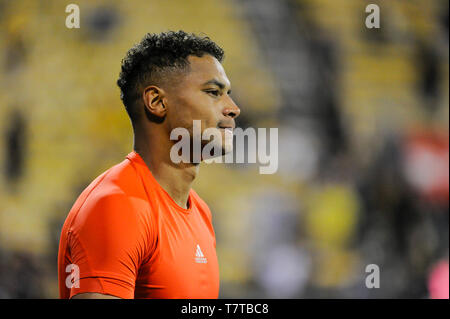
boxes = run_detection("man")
[58,31,240,299]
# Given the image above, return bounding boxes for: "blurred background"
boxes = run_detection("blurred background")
[0,0,448,298]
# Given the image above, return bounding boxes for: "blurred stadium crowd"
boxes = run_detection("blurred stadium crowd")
[0,0,448,298]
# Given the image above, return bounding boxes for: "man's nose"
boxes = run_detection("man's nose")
[222,97,241,119]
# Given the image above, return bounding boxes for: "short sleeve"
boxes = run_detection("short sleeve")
[67,193,149,299]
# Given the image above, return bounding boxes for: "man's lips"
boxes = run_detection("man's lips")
[217,123,235,129]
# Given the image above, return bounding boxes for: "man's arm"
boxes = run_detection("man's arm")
[72,292,121,299]
[64,193,149,299]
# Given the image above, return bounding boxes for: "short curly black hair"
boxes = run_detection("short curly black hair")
[117,30,225,123]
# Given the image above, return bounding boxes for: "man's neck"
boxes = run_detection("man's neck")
[134,130,199,210]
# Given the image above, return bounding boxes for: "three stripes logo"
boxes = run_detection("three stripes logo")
[195,244,207,264]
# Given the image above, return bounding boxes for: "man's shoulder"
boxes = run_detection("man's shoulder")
[68,157,148,222]
[86,157,142,199]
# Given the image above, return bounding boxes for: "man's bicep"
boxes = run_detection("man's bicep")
[72,292,121,299]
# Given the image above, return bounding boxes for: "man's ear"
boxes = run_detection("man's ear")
[143,85,167,119]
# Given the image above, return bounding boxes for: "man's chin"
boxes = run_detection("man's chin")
[198,129,233,161]
[200,144,233,161]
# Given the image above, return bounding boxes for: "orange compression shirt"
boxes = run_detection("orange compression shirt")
[58,151,219,299]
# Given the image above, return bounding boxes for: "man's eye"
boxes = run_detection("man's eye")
[206,90,220,97]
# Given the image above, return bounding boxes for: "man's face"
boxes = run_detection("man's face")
[164,54,240,158]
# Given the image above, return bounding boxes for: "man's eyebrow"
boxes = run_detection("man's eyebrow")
[202,79,229,90]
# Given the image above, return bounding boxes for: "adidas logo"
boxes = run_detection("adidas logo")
[194,244,207,264]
